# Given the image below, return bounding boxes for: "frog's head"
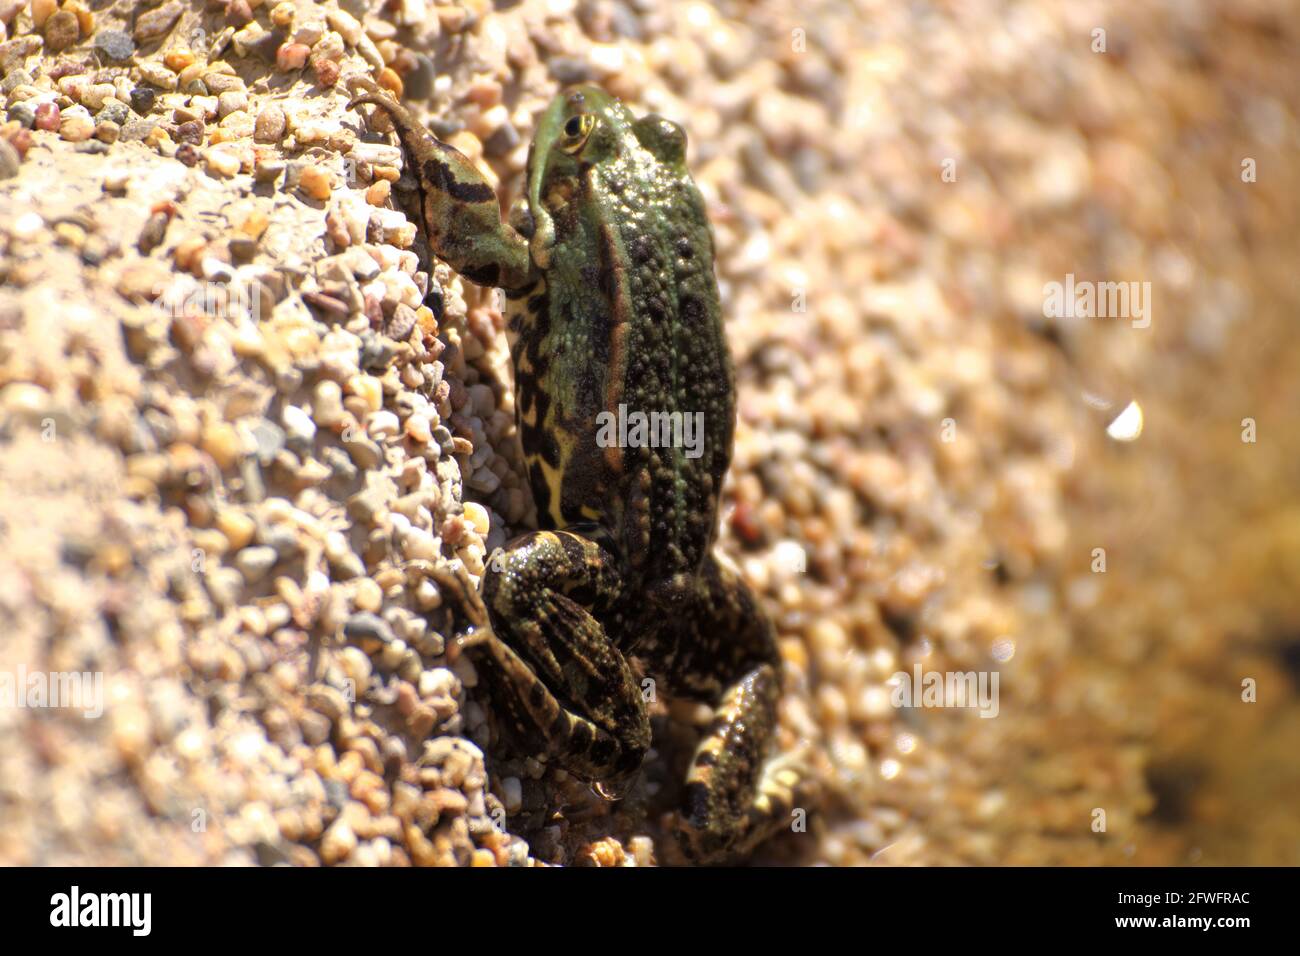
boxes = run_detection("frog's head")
[523,85,687,268]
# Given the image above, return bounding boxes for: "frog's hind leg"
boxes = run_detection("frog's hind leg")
[469,529,650,786]
[653,558,808,862]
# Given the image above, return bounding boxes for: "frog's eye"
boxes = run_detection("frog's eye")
[559,113,596,153]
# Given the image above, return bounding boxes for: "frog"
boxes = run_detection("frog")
[348,77,805,862]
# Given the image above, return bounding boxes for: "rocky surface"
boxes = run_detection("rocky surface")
[1,0,1297,865]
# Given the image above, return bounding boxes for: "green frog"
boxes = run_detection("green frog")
[349,78,803,862]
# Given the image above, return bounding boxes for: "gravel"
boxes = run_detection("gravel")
[1,0,1297,867]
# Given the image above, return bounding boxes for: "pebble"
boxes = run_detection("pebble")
[298,164,332,201]
[163,48,195,72]
[0,138,17,178]
[203,71,245,95]
[33,101,59,131]
[249,420,285,464]
[97,101,129,127]
[6,100,33,128]
[462,502,490,536]
[253,104,285,142]
[216,510,256,552]
[79,84,114,110]
[400,526,439,561]
[93,30,135,61]
[352,577,383,613]
[403,54,436,100]
[217,91,248,119]
[312,56,340,88]
[235,546,278,583]
[348,142,404,169]
[276,42,309,71]
[42,10,79,52]
[134,2,183,42]
[319,816,356,864]
[344,612,394,646]
[136,60,178,90]
[347,375,383,414]
[204,147,240,178]
[368,410,400,440]
[326,9,363,46]
[282,404,316,443]
[59,112,94,142]
[31,0,56,30]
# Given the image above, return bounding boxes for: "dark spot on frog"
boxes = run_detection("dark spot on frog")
[629,233,656,264]
[540,432,562,468]
[532,475,552,521]
[420,157,497,204]
[680,294,706,324]
[647,295,667,324]
[460,261,500,287]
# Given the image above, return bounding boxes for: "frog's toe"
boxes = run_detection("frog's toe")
[423,561,491,632]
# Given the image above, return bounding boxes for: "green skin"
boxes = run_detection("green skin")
[349,79,803,861]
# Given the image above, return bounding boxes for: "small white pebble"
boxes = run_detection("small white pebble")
[368,409,400,440]
[282,404,317,442]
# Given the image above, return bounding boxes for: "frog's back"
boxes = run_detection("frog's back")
[509,106,734,587]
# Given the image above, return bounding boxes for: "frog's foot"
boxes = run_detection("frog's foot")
[347,76,532,292]
[646,557,811,863]
[423,561,491,657]
[474,530,651,784]
[670,661,802,862]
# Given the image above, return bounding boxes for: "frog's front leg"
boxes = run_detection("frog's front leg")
[463,529,650,785]
[348,78,534,292]
[651,558,808,862]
